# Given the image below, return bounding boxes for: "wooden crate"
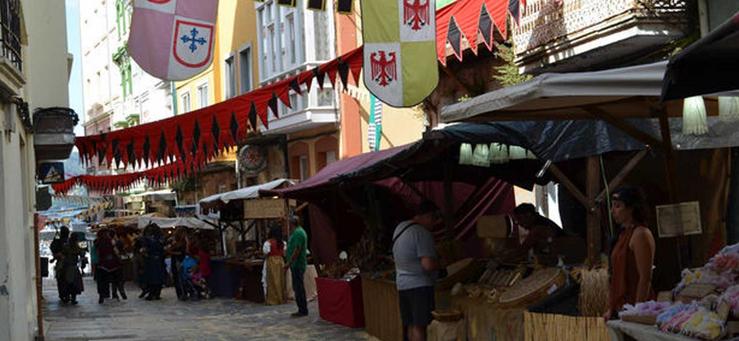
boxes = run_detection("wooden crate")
[361,275,403,341]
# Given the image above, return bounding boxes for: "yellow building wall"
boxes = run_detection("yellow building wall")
[356,94,426,153]
[216,0,259,92]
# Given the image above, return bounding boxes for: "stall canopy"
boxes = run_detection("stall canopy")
[662,11,739,100]
[137,216,215,230]
[199,179,293,206]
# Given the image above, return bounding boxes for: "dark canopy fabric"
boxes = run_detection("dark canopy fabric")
[267,120,652,199]
[662,11,739,100]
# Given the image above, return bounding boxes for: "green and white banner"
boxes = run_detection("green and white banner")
[361,0,439,107]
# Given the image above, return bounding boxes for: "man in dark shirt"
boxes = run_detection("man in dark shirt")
[512,203,562,258]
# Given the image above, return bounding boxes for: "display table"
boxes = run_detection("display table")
[451,295,526,341]
[606,320,701,341]
[228,259,265,303]
[316,276,365,328]
[209,258,243,298]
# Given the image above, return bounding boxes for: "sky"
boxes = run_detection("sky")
[65,0,85,137]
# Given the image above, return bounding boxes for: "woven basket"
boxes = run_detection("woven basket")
[498,268,566,308]
[432,309,463,322]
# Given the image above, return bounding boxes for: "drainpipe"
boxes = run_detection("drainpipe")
[170,81,178,115]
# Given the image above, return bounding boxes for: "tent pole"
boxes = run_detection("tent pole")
[586,156,602,265]
[443,163,454,240]
[592,149,650,208]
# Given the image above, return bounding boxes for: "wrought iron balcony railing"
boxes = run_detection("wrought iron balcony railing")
[0,0,22,72]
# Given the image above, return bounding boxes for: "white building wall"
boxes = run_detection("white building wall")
[80,0,173,131]
[0,0,69,339]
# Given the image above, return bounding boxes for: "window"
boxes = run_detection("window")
[225,56,236,99]
[115,0,131,39]
[286,14,296,65]
[197,83,209,108]
[239,47,252,94]
[299,156,309,181]
[313,10,331,61]
[325,151,337,164]
[181,92,191,113]
[317,88,335,107]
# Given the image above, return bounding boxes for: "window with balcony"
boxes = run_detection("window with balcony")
[197,83,209,109]
[113,46,133,98]
[181,92,191,113]
[286,13,297,65]
[0,0,22,71]
[239,47,252,94]
[115,0,132,39]
[225,56,236,99]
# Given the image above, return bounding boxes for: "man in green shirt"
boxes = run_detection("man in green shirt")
[285,215,308,317]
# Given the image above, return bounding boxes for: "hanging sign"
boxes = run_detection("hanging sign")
[39,162,65,184]
[244,199,287,219]
[656,201,702,238]
[128,0,219,81]
[361,0,439,107]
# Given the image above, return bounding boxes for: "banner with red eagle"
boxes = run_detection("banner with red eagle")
[361,0,438,107]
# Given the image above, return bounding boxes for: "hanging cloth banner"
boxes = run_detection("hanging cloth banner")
[361,0,439,107]
[128,0,219,81]
[368,94,383,151]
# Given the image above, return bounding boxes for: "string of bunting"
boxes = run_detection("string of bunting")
[75,47,363,170]
[52,160,205,195]
[436,0,525,65]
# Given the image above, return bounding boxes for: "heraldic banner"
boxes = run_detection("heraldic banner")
[128,0,219,81]
[361,0,439,108]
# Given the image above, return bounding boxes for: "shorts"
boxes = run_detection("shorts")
[398,286,435,327]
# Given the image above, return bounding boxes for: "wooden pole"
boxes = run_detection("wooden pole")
[586,156,602,265]
[443,163,454,240]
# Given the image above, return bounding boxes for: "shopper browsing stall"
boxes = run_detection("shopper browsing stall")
[605,186,656,320]
[285,215,309,317]
[511,203,563,259]
[392,201,443,341]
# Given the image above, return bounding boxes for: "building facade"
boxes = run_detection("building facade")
[0,0,71,339]
[80,0,173,135]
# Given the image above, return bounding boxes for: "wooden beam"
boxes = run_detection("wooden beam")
[586,156,602,265]
[593,149,650,207]
[583,106,666,149]
[548,163,589,209]
[657,108,678,203]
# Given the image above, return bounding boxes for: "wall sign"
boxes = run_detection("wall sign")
[39,162,64,184]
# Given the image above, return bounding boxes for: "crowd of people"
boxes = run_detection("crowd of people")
[51,223,213,305]
[50,217,310,319]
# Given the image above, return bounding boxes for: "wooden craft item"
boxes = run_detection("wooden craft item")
[498,268,565,307]
[717,300,731,322]
[477,215,509,238]
[432,310,463,322]
[657,290,673,302]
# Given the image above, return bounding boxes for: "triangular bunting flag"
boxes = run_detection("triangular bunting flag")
[268,94,279,118]
[175,125,185,161]
[479,3,494,50]
[338,60,350,90]
[313,67,326,90]
[447,16,463,61]
[248,102,258,130]
[289,79,302,94]
[211,115,221,151]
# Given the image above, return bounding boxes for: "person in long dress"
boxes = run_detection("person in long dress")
[262,225,286,305]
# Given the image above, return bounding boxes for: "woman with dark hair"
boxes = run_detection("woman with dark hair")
[604,187,656,320]
[94,228,122,304]
[51,226,85,304]
[140,224,166,300]
[262,224,286,305]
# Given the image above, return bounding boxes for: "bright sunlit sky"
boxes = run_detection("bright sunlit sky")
[65,0,84,136]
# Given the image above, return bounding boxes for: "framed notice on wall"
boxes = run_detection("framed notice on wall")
[656,201,702,238]
[244,199,287,219]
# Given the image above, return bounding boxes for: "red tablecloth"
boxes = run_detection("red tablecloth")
[316,276,365,328]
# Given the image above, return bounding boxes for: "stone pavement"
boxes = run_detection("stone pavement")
[43,278,369,341]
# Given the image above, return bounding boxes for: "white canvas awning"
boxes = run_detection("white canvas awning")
[441,61,669,123]
[199,178,294,206]
[137,216,215,230]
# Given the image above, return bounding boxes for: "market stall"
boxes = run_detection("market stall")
[197,179,318,304]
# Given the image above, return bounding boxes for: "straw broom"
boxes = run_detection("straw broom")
[578,268,609,317]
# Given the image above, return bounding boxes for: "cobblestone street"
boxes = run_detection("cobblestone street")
[43,278,369,341]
